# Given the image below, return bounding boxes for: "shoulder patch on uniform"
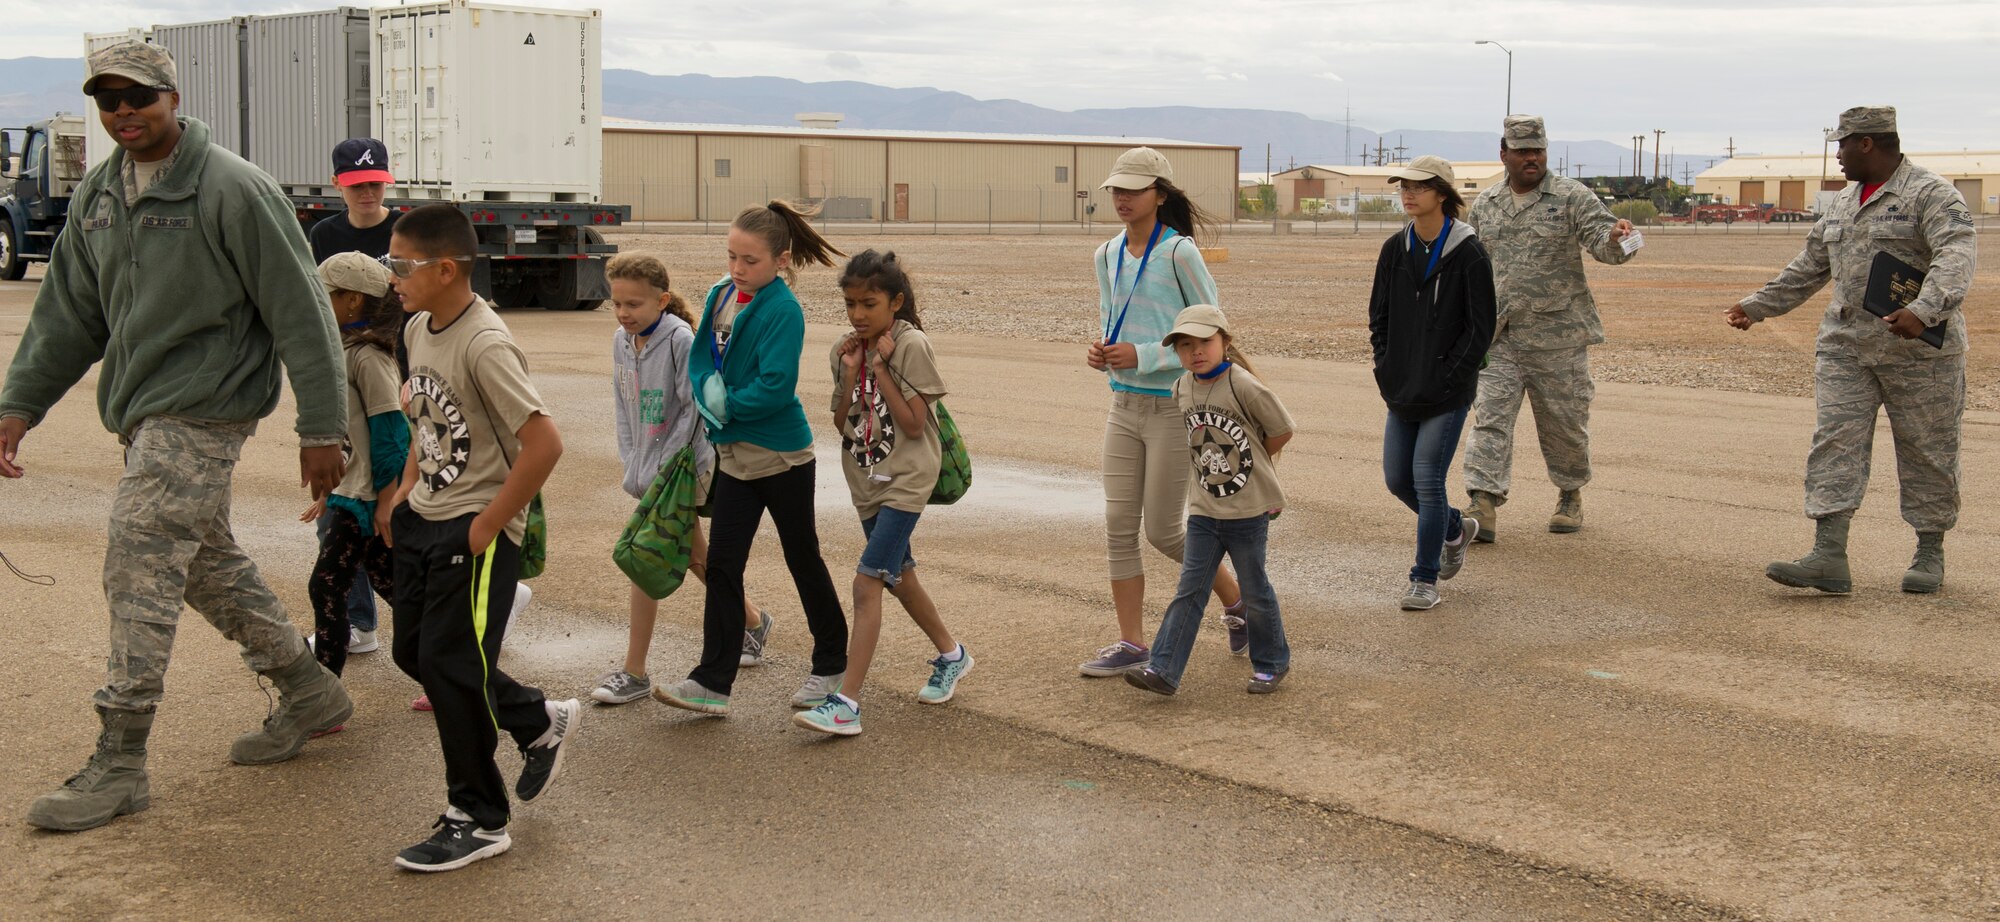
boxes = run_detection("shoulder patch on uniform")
[1948,206,1974,228]
[138,215,191,229]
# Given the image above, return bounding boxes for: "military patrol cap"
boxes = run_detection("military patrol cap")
[1162,304,1231,346]
[83,41,177,95]
[1502,115,1547,151]
[318,251,392,298]
[1390,155,1457,188]
[1826,106,1896,141]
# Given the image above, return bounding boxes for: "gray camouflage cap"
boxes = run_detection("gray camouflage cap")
[1502,115,1547,150]
[1826,106,1896,141]
[83,41,177,95]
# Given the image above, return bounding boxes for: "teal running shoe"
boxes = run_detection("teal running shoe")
[918,646,974,704]
[793,694,862,736]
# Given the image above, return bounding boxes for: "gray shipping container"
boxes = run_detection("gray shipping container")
[150,18,246,159]
[246,8,369,189]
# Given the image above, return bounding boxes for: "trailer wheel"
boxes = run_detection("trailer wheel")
[569,227,608,311]
[0,217,24,281]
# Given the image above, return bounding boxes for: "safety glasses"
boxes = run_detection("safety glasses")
[377,254,472,278]
[92,85,173,113]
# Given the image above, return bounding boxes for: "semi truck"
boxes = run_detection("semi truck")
[2,2,628,310]
[0,115,85,280]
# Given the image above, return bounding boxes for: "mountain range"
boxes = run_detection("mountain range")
[2,56,1718,179]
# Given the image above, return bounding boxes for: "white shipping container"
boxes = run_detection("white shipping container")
[372,1,601,202]
[246,8,371,189]
[81,29,150,172]
[150,19,248,160]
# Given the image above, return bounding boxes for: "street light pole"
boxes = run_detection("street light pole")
[1474,40,1513,120]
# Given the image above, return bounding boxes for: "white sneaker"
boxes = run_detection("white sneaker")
[790,673,844,709]
[348,629,380,654]
[510,583,533,620]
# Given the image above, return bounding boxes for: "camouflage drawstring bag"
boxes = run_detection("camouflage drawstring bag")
[613,444,699,600]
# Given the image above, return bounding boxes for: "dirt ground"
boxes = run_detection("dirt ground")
[609,229,2000,410]
[2,230,1999,920]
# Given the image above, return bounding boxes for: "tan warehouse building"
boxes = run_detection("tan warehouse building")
[1269,162,1508,215]
[1694,152,2000,213]
[601,116,1240,224]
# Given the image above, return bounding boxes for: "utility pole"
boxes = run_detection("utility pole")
[1374,136,1388,166]
[1574,162,1587,179]
[1632,136,1644,180]
[1725,137,1736,159]
[1653,129,1665,180]
[1265,143,1272,185]
[1343,105,1351,168]
[1393,134,1408,164]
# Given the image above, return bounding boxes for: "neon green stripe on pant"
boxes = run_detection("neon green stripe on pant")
[469,545,500,734]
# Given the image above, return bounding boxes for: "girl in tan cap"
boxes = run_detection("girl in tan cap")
[301,253,409,684]
[1080,147,1246,678]
[1370,157,1496,611]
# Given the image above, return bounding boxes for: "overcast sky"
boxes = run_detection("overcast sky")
[10,0,1997,155]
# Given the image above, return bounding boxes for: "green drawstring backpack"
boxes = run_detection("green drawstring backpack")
[613,443,700,600]
[928,401,971,505]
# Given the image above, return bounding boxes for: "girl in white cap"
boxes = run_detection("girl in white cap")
[302,252,408,686]
[1080,147,1248,678]
[1370,156,1496,611]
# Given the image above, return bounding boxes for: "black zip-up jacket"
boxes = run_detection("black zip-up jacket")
[1367,219,1498,419]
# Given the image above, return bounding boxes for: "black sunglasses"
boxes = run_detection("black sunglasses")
[93,84,172,113]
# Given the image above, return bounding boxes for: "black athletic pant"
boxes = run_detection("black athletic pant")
[308,506,393,676]
[690,460,848,694]
[391,506,549,831]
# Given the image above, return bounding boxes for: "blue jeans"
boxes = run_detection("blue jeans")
[858,507,921,587]
[317,511,378,631]
[1146,515,1287,685]
[1383,406,1469,584]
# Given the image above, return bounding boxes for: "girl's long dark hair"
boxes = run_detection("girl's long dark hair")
[1153,178,1219,246]
[838,249,922,331]
[342,289,403,355]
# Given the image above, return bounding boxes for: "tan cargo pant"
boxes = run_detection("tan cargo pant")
[95,416,303,713]
[1103,391,1191,580]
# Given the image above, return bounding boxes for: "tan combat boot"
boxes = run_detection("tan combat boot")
[231,647,353,765]
[1466,490,1499,543]
[1549,489,1583,534]
[27,707,153,831]
[1766,515,1852,594]
[1902,531,1945,594]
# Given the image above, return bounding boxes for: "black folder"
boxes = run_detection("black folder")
[1863,251,1946,349]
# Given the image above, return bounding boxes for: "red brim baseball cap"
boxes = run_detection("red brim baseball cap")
[337,169,394,186]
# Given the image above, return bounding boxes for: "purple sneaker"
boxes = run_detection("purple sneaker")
[1221,605,1249,657]
[1079,641,1150,678]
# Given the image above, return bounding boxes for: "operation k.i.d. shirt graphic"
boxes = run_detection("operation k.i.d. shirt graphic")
[1186,401,1256,498]
[406,367,473,492]
[842,377,896,467]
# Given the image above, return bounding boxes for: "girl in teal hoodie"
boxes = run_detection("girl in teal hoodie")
[654,202,852,716]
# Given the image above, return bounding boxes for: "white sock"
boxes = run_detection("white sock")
[834,692,859,710]
[939,644,964,662]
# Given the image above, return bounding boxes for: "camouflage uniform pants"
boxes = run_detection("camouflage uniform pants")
[1805,352,1964,531]
[95,416,304,713]
[1462,343,1594,501]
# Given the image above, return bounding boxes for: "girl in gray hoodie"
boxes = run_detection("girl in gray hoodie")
[594,255,769,705]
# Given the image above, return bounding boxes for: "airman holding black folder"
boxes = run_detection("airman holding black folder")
[1725,106,1977,595]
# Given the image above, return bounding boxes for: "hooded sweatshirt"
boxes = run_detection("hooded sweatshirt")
[0,117,345,440]
[614,314,712,498]
[1367,218,1498,419]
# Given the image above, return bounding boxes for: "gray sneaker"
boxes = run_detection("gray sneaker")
[1400,580,1441,611]
[1439,516,1475,581]
[589,670,651,705]
[1079,641,1151,677]
[790,673,845,709]
[652,678,730,716]
[740,609,773,668]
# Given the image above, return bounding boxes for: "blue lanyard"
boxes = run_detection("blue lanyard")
[704,283,738,367]
[1194,360,1232,381]
[1104,221,1169,345]
[638,314,663,338]
[1410,216,1451,282]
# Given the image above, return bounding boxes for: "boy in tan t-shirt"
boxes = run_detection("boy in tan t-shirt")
[377,205,579,873]
[1125,305,1296,697]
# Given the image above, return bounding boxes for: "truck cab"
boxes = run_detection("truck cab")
[0,114,87,280]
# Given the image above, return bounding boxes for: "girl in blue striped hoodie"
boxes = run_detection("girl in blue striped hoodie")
[1080,147,1247,678]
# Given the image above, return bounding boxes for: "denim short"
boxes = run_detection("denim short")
[858,506,921,586]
